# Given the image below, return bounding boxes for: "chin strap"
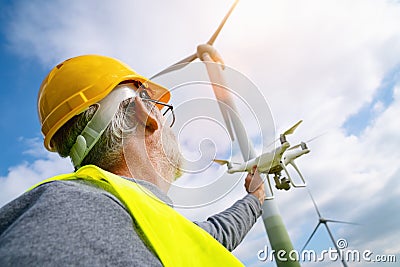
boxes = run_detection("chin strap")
[70,85,136,169]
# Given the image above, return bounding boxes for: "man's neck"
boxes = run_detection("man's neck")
[112,164,171,193]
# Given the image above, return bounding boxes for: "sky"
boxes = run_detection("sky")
[1,0,400,266]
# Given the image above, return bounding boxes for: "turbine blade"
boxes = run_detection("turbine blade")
[152,1,239,78]
[301,222,321,252]
[219,102,235,141]
[324,223,339,250]
[324,224,350,267]
[283,120,303,136]
[325,219,359,225]
[152,53,198,78]
[307,188,322,218]
[207,0,239,45]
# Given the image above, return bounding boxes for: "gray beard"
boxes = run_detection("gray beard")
[159,126,183,181]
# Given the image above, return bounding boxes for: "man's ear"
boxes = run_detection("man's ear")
[133,97,159,133]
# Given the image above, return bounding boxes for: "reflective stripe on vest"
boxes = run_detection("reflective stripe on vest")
[29,165,244,267]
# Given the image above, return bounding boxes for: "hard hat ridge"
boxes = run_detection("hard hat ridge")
[70,85,136,169]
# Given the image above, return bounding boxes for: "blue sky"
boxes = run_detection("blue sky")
[1,0,400,266]
[343,65,399,136]
[0,26,44,174]
[0,0,53,173]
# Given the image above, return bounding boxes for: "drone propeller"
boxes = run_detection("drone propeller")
[213,159,240,165]
[283,120,303,136]
[266,120,303,147]
[213,159,230,165]
[152,0,239,78]
[288,132,326,150]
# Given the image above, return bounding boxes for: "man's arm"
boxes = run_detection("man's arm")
[194,167,265,251]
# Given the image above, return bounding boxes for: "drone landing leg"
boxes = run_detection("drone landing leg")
[289,161,307,187]
[280,161,306,188]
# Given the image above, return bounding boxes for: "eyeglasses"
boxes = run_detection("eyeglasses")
[131,80,176,128]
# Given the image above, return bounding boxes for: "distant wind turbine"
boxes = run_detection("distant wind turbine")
[302,189,359,267]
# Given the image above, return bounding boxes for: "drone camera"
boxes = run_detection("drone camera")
[280,177,291,191]
[273,174,291,191]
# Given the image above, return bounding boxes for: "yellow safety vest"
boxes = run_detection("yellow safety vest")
[30,165,244,267]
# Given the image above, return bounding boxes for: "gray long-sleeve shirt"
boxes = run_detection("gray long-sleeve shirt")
[0,177,262,266]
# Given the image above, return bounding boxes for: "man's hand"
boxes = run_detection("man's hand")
[245,166,266,205]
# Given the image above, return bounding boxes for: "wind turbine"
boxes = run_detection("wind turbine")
[152,0,240,145]
[153,1,300,266]
[302,189,358,267]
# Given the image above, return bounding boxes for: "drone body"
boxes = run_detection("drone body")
[216,142,290,174]
[214,121,311,191]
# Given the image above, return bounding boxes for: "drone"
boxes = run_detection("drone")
[214,120,311,191]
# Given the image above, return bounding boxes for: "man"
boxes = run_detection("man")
[0,55,265,266]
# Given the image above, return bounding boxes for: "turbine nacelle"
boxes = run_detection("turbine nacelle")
[197,44,225,67]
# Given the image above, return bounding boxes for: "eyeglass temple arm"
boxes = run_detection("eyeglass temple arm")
[142,98,176,127]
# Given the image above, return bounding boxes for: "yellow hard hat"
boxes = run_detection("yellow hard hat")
[38,54,170,152]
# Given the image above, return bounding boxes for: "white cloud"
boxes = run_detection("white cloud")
[3,0,400,266]
[0,139,73,207]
